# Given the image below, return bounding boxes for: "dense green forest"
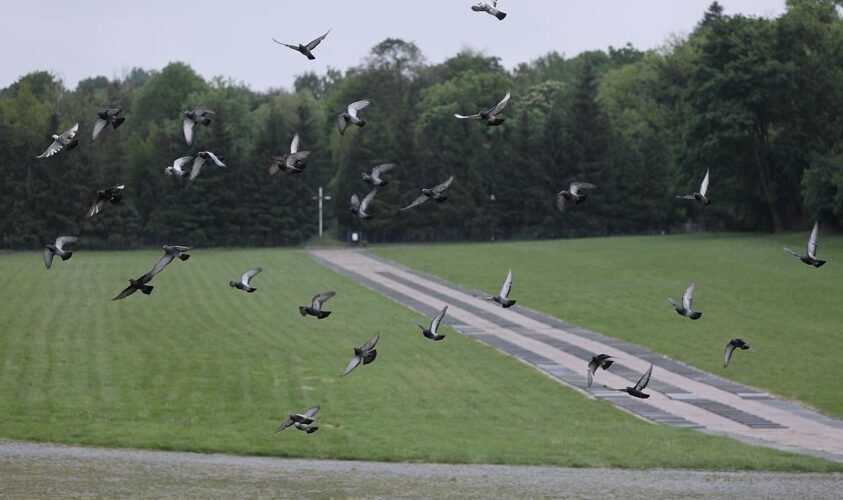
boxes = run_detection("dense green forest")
[2,1,842,248]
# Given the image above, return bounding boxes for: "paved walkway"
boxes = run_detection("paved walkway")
[309,248,843,463]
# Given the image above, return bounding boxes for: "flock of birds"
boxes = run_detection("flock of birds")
[34,1,830,432]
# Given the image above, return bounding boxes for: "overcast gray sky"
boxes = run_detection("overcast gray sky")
[4,1,785,92]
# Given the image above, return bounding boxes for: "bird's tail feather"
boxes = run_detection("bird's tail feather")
[815,260,827,268]
[495,11,507,20]
[202,117,211,126]
[142,285,153,295]
[61,252,72,261]
[689,311,702,320]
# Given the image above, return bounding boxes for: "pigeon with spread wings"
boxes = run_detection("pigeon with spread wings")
[668,282,702,320]
[183,107,214,146]
[401,175,454,211]
[299,291,336,319]
[92,108,125,141]
[190,151,226,180]
[677,169,711,205]
[455,91,511,126]
[362,163,396,186]
[784,222,826,268]
[43,236,78,269]
[481,269,516,308]
[230,268,261,293]
[587,354,614,388]
[471,1,507,20]
[37,123,79,158]
[87,185,125,217]
[606,363,654,399]
[337,100,370,135]
[269,134,311,175]
[275,405,320,434]
[413,305,448,341]
[350,188,378,219]
[342,333,379,377]
[164,156,193,178]
[724,339,752,368]
[556,182,597,211]
[273,30,330,60]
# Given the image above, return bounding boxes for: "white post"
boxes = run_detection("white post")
[316,187,331,238]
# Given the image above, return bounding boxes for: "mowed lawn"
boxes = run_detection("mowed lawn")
[372,233,843,419]
[0,248,838,471]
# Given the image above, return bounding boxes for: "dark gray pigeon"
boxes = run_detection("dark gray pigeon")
[149,245,191,277]
[668,282,702,320]
[299,291,336,319]
[676,169,710,205]
[350,188,378,219]
[269,134,311,175]
[342,333,379,376]
[481,269,516,308]
[337,100,370,135]
[87,185,125,217]
[43,236,78,269]
[606,363,654,399]
[587,354,614,388]
[37,123,79,158]
[455,91,510,126]
[471,1,507,20]
[272,30,330,60]
[556,182,597,211]
[164,156,193,178]
[275,405,320,434]
[183,107,214,146]
[190,151,226,180]
[92,108,125,141]
[230,268,261,292]
[724,339,751,368]
[413,305,448,341]
[401,175,454,211]
[362,163,396,186]
[112,271,155,301]
[784,222,826,268]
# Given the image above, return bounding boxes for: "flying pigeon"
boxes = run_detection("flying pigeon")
[36,123,79,158]
[668,282,702,320]
[401,175,455,211]
[724,338,751,368]
[149,245,192,277]
[412,305,448,341]
[676,169,710,205]
[361,163,396,186]
[87,185,125,217]
[606,363,654,399]
[275,405,320,434]
[784,222,826,268]
[190,151,226,180]
[272,30,330,60]
[230,268,261,292]
[92,108,125,141]
[481,268,516,308]
[112,271,155,301]
[350,188,378,219]
[299,291,336,319]
[342,332,379,376]
[455,91,511,126]
[471,1,507,20]
[43,236,78,269]
[183,107,214,146]
[587,354,614,388]
[337,100,370,135]
[556,182,597,211]
[269,134,311,175]
[164,156,193,177]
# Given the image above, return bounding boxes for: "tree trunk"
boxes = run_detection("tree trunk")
[753,124,784,232]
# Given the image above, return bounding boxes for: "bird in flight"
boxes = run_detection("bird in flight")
[43,236,78,269]
[87,185,125,217]
[269,134,311,175]
[481,269,516,308]
[164,156,193,178]
[337,100,370,135]
[92,108,125,141]
[299,291,336,319]
[556,182,597,211]
[784,222,826,268]
[668,282,702,320]
[342,333,380,376]
[275,405,320,434]
[37,123,79,158]
[183,107,214,146]
[455,91,511,126]
[412,305,448,341]
[112,245,190,300]
[606,363,654,399]
[471,1,507,20]
[272,30,330,60]
[401,175,454,211]
[587,354,614,388]
[230,268,262,293]
[676,169,711,205]
[362,163,396,187]
[350,188,378,219]
[724,338,752,368]
[190,151,226,180]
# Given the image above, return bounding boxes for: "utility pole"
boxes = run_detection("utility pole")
[313,187,332,238]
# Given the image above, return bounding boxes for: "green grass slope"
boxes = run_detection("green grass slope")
[0,248,838,470]
[372,233,843,419]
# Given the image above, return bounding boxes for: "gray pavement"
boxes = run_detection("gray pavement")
[309,248,843,463]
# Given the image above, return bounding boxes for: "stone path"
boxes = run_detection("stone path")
[309,248,843,463]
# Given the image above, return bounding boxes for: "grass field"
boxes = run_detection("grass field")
[0,247,839,471]
[372,232,843,420]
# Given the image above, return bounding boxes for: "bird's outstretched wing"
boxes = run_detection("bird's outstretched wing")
[149,253,176,279]
[190,156,207,180]
[342,355,362,376]
[634,363,654,391]
[92,118,108,141]
[807,221,819,258]
[305,30,330,51]
[204,151,226,167]
[555,193,567,212]
[275,416,295,432]
[371,163,395,180]
[350,193,361,211]
[699,169,710,197]
[43,248,54,269]
[242,267,262,285]
[454,113,482,120]
[499,269,513,299]
[183,118,195,145]
[290,133,300,154]
[311,291,336,310]
[432,175,454,194]
[430,305,448,333]
[55,236,78,251]
[361,332,380,351]
[337,115,349,135]
[569,182,596,196]
[303,405,320,418]
[88,199,105,217]
[272,38,300,51]
[487,91,511,116]
[724,342,737,368]
[401,193,430,211]
[682,282,696,311]
[112,283,137,301]
[347,100,370,118]
[360,188,378,212]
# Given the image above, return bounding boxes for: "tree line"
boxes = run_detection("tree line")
[2,1,842,249]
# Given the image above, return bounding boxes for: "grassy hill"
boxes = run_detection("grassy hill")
[372,232,843,419]
[0,247,838,470]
